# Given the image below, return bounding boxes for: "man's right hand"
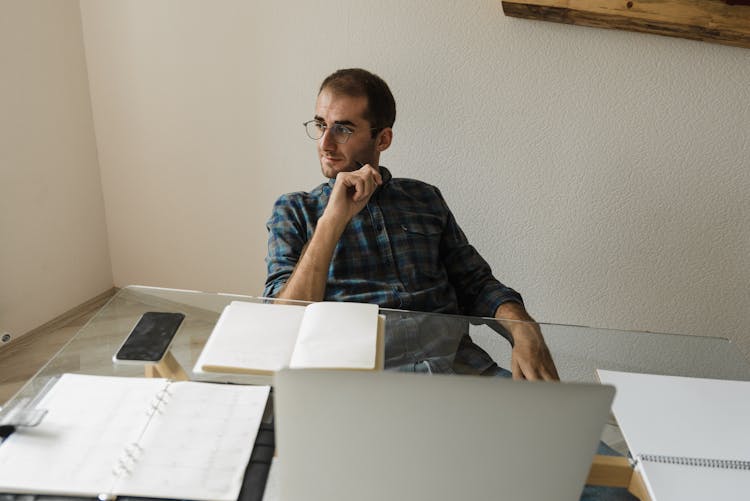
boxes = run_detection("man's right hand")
[322,164,383,228]
[276,163,382,302]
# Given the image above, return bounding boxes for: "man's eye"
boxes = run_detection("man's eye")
[313,122,326,131]
[332,125,352,135]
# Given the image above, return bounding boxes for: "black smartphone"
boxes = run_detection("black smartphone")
[113,312,185,364]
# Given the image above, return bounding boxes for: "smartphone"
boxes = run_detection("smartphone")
[113,312,185,364]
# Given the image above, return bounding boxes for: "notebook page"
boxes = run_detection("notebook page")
[114,382,270,501]
[197,301,306,374]
[289,302,379,369]
[597,370,750,460]
[0,374,166,496]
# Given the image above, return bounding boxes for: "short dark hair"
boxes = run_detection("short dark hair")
[319,68,396,135]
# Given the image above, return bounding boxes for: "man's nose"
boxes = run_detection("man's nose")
[320,128,337,150]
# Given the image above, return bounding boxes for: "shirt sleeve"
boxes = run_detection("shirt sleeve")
[435,187,524,317]
[263,194,309,298]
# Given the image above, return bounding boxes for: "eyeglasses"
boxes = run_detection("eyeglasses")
[303,120,379,144]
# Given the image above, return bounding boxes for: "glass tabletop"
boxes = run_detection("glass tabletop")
[4,285,750,456]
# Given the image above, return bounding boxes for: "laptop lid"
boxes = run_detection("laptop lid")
[274,369,614,501]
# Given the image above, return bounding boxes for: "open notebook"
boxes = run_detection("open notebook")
[274,369,614,501]
[597,369,750,501]
[0,374,269,501]
[193,301,382,384]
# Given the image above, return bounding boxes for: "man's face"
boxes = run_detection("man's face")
[314,89,380,179]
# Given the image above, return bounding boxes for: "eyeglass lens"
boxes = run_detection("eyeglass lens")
[304,121,351,144]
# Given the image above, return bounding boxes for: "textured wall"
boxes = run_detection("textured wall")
[79,0,750,359]
[0,0,112,341]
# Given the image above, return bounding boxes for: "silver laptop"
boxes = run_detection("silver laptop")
[274,369,614,501]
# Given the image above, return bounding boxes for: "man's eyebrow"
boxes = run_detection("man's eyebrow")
[313,115,356,128]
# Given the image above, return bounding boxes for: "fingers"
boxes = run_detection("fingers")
[544,359,560,381]
[511,347,560,382]
[512,358,521,380]
[339,164,382,202]
[364,163,383,186]
[349,163,382,184]
[506,320,560,382]
[324,165,383,224]
[350,175,374,202]
[354,163,383,194]
[513,358,541,381]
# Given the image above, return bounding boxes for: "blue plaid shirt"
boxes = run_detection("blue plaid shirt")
[264,166,523,317]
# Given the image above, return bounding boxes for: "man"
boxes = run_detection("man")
[264,68,557,381]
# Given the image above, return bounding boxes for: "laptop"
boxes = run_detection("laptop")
[274,369,614,501]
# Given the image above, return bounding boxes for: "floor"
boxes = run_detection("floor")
[0,308,100,405]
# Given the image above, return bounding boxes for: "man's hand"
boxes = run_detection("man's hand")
[276,163,381,303]
[508,321,559,381]
[495,302,559,381]
[323,164,382,226]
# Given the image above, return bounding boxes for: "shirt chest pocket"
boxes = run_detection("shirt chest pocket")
[399,220,442,237]
[394,217,446,284]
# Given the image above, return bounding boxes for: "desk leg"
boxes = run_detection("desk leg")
[144,351,189,381]
[587,455,632,488]
[627,470,652,501]
[586,455,652,501]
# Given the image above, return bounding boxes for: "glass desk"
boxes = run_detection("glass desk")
[2,285,750,500]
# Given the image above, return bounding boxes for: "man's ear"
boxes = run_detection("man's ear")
[376,128,393,152]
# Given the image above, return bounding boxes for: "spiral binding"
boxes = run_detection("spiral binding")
[639,454,750,470]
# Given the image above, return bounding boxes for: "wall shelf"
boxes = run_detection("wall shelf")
[501,0,750,49]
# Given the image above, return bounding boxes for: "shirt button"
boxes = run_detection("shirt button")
[376,224,383,232]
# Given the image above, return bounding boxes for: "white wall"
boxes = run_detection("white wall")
[79,1,750,359]
[0,0,112,341]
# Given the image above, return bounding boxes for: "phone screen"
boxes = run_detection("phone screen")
[114,312,185,362]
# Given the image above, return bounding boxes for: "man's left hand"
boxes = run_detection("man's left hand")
[495,302,560,381]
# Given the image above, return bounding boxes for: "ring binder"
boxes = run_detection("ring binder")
[0,373,271,501]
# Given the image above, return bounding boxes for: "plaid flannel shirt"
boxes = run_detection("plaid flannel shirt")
[264,166,522,317]
[264,167,523,374]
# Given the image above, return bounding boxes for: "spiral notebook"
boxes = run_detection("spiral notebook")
[597,369,750,501]
[0,373,270,501]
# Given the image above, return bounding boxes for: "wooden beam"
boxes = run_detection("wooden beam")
[501,0,750,49]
